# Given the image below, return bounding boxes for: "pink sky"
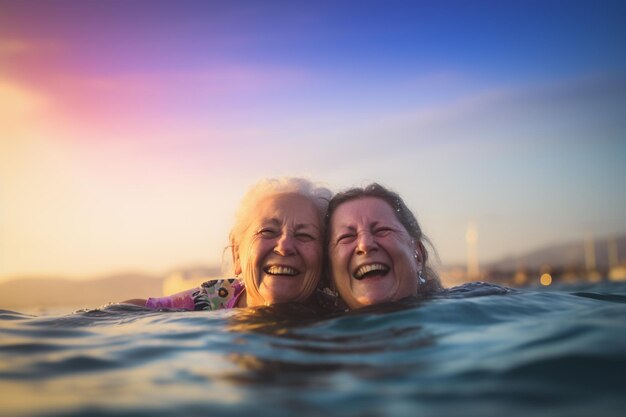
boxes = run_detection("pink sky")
[2,1,625,281]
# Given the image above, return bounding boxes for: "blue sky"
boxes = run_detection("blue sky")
[1,0,625,280]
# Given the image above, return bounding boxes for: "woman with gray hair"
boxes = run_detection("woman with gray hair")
[326,183,443,310]
[125,177,332,310]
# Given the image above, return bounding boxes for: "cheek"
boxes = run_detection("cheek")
[328,248,341,270]
[302,242,322,263]
[386,236,414,259]
[239,240,263,278]
[252,235,277,257]
[330,248,351,281]
[397,250,418,274]
[392,243,420,279]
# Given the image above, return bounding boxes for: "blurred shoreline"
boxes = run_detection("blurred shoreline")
[2,234,624,312]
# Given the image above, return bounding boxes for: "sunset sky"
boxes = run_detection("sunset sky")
[1,0,625,281]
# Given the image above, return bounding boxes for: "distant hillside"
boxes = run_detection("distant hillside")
[486,234,626,272]
[4,234,624,311]
[0,265,225,312]
[0,274,163,311]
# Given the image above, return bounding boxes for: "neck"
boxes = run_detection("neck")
[236,288,248,307]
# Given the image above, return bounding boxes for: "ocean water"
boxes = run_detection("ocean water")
[1,281,625,417]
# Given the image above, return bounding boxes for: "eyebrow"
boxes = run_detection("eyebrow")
[261,218,321,231]
[333,225,356,233]
[333,220,384,231]
[295,224,320,232]
[261,218,281,227]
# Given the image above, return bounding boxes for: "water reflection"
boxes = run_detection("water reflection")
[226,302,328,335]
[222,300,436,387]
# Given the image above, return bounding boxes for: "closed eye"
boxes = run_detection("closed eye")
[259,228,279,238]
[336,233,356,244]
[295,233,316,242]
[374,227,393,236]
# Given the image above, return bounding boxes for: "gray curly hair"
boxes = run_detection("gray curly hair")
[227,177,333,273]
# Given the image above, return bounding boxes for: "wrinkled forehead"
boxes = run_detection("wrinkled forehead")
[253,193,322,228]
[330,196,400,230]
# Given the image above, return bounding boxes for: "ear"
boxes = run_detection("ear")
[414,241,425,269]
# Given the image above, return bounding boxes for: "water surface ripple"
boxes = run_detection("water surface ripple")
[1,282,625,417]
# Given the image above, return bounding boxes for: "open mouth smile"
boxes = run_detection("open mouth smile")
[264,265,300,276]
[353,263,390,280]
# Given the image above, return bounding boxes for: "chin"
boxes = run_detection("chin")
[262,289,301,304]
[351,287,394,306]
[351,278,397,306]
[357,294,392,307]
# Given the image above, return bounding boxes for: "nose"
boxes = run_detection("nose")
[274,233,295,256]
[356,231,377,254]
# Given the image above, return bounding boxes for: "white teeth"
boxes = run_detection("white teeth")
[265,265,298,276]
[354,263,389,279]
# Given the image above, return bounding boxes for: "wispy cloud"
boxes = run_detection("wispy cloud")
[68,65,313,95]
[0,62,317,152]
[0,79,50,144]
[351,73,626,151]
[0,38,63,56]
[400,70,468,90]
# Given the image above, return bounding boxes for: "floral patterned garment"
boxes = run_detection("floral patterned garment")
[144,278,244,311]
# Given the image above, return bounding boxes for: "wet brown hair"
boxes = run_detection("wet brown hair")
[326,183,443,294]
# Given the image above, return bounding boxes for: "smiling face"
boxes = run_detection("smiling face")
[328,197,422,309]
[234,193,323,306]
